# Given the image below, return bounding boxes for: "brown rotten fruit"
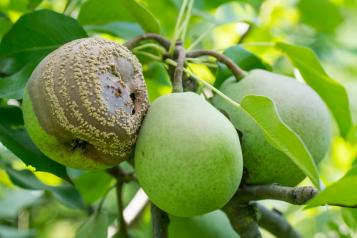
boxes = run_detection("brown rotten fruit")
[22,38,149,169]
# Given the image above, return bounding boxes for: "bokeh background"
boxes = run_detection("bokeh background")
[1,0,357,237]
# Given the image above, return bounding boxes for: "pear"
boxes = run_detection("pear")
[22,38,149,170]
[212,69,331,186]
[135,92,243,217]
[168,210,239,238]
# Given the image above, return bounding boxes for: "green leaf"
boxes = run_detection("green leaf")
[76,211,109,238]
[6,166,85,209]
[215,45,270,88]
[84,22,144,39]
[0,188,41,218]
[0,9,87,76]
[143,0,177,36]
[276,42,352,137]
[297,0,343,33]
[78,0,160,33]
[240,95,320,188]
[0,60,38,99]
[73,171,113,204]
[0,106,69,181]
[306,175,357,208]
[0,14,12,40]
[144,62,172,102]
[344,166,357,177]
[342,207,357,230]
[27,0,43,10]
[213,1,256,25]
[0,225,35,238]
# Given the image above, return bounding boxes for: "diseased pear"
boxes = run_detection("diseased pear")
[22,38,149,170]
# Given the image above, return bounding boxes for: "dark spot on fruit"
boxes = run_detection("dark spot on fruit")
[115,88,121,97]
[70,139,88,152]
[130,93,136,102]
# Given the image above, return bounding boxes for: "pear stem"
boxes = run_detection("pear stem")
[186,49,247,80]
[238,184,318,204]
[151,204,169,238]
[124,33,171,50]
[256,203,303,238]
[223,200,262,238]
[106,166,129,238]
[172,40,185,93]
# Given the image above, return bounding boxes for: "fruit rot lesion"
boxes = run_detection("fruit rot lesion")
[22,37,149,169]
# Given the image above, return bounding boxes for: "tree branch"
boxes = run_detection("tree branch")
[173,41,185,93]
[106,167,129,238]
[223,192,262,238]
[124,33,171,50]
[256,203,302,238]
[238,184,318,205]
[115,178,128,238]
[186,50,247,80]
[151,204,169,238]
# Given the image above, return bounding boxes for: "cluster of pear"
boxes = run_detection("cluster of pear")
[23,38,331,218]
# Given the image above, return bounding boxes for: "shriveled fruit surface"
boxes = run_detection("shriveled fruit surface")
[213,69,331,186]
[22,37,149,169]
[135,92,243,217]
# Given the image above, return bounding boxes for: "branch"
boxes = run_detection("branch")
[151,204,169,238]
[238,184,318,205]
[106,167,129,238]
[124,33,171,50]
[186,50,247,80]
[115,178,128,238]
[172,41,185,93]
[223,201,262,238]
[256,203,302,238]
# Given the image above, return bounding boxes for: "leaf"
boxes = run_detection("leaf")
[297,0,343,33]
[143,0,177,36]
[27,0,43,10]
[6,166,85,209]
[0,9,87,76]
[84,22,144,39]
[0,224,35,238]
[344,166,357,177]
[276,42,352,137]
[342,207,357,230]
[0,60,38,99]
[0,106,70,181]
[0,188,42,218]
[0,14,12,39]
[240,95,320,188]
[144,62,172,102]
[78,0,160,33]
[215,45,270,88]
[213,1,256,25]
[73,171,113,204]
[76,212,108,238]
[306,175,357,208]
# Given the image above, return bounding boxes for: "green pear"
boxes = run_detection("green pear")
[212,69,331,186]
[134,92,243,217]
[168,210,239,238]
[22,38,149,170]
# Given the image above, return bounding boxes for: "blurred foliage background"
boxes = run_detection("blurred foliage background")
[0,0,357,237]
